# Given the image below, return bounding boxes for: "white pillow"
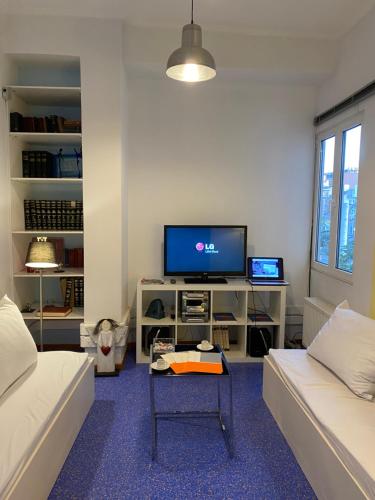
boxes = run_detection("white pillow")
[307,300,375,400]
[0,295,38,398]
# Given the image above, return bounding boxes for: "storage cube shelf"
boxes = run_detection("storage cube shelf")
[6,74,84,323]
[136,279,286,363]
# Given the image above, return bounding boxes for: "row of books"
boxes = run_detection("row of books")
[22,151,54,178]
[24,200,83,231]
[10,112,81,133]
[65,247,84,268]
[60,277,84,308]
[212,326,230,350]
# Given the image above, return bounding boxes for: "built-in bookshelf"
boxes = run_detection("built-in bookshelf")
[4,59,84,324]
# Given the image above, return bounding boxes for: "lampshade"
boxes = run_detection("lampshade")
[25,237,58,269]
[166,23,216,83]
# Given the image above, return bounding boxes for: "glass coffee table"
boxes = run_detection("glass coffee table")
[149,344,234,460]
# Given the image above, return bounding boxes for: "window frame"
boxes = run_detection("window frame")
[312,114,363,283]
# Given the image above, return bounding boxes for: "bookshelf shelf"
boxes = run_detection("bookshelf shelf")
[10,132,82,144]
[22,307,84,321]
[142,315,176,326]
[176,319,210,326]
[11,177,83,184]
[12,230,84,235]
[6,86,81,106]
[14,268,84,278]
[212,317,247,326]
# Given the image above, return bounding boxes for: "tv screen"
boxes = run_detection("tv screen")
[164,225,247,276]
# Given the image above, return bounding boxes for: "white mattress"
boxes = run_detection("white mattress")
[0,351,89,498]
[268,349,375,500]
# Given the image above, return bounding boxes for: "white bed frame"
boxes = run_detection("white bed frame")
[4,359,95,500]
[263,356,368,500]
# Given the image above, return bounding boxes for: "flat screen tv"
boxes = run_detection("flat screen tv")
[164,225,247,284]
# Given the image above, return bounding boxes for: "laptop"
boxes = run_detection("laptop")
[248,257,289,285]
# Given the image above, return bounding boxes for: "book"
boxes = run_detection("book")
[36,305,72,317]
[23,117,36,132]
[22,151,30,177]
[64,278,73,306]
[213,312,236,321]
[213,326,230,350]
[10,112,23,132]
[24,199,83,230]
[161,351,223,374]
[63,119,81,133]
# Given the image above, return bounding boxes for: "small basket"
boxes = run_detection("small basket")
[153,337,175,354]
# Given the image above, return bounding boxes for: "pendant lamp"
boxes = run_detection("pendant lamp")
[166,0,216,82]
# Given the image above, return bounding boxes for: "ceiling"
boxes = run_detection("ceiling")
[0,0,374,39]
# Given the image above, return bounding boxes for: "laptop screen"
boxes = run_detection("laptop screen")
[248,257,284,280]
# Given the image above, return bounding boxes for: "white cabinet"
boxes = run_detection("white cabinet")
[136,279,286,363]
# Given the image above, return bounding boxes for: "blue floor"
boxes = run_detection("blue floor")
[49,352,316,499]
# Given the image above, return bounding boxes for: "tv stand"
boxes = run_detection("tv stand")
[136,278,287,363]
[184,277,228,284]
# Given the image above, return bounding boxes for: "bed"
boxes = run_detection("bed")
[263,349,375,500]
[0,351,94,500]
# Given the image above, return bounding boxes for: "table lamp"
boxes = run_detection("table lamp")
[25,236,58,351]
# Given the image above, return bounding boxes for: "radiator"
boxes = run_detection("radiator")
[302,297,335,347]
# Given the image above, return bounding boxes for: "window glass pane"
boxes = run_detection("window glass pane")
[316,136,335,265]
[336,125,362,273]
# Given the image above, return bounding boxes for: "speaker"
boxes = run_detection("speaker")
[247,327,273,357]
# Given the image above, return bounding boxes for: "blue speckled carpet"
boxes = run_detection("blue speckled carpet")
[49,352,315,499]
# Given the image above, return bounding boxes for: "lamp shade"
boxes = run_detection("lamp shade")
[166,23,216,82]
[25,237,58,269]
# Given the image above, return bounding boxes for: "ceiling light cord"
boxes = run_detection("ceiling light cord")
[191,0,194,24]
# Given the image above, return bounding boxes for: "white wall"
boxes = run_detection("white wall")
[127,74,316,309]
[317,7,375,113]
[1,15,128,323]
[312,7,375,315]
[124,25,337,84]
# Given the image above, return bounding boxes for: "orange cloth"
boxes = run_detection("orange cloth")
[170,361,223,375]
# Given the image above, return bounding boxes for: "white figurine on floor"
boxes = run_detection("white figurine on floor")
[91,318,118,373]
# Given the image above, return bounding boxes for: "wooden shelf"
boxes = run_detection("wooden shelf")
[6,75,85,341]
[212,316,247,325]
[141,315,176,326]
[177,319,210,326]
[10,132,82,144]
[247,314,280,326]
[14,268,84,278]
[6,85,81,106]
[12,230,83,235]
[22,307,84,321]
[11,177,82,184]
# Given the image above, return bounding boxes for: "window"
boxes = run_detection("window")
[313,119,362,277]
[316,136,335,265]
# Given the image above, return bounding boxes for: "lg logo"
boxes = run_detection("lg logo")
[195,242,215,252]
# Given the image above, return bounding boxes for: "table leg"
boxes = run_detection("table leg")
[228,374,234,458]
[150,374,157,460]
[217,379,221,412]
